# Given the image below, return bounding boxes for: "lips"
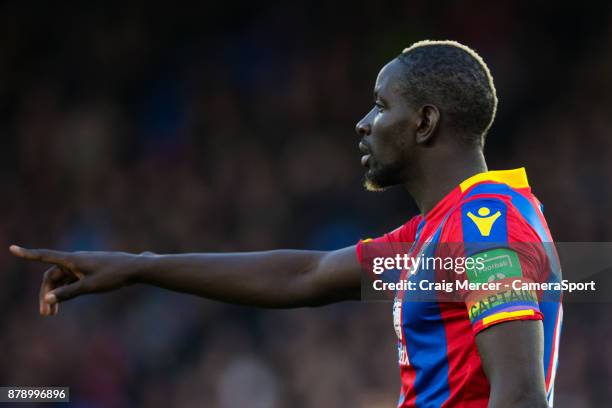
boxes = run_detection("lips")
[359,141,371,167]
[361,154,371,166]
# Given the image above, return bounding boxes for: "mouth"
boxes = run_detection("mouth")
[361,154,371,166]
[359,141,371,167]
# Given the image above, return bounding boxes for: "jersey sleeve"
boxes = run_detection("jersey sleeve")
[355,215,421,263]
[439,197,547,334]
[355,216,421,283]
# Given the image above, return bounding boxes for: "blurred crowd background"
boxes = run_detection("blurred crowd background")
[1,1,611,407]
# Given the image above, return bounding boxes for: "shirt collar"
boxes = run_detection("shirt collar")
[459,167,529,192]
[424,168,530,223]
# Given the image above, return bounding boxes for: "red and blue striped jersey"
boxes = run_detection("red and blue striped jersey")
[356,168,563,408]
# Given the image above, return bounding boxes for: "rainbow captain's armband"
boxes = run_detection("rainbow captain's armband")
[465,247,543,333]
[471,306,542,333]
[467,287,542,333]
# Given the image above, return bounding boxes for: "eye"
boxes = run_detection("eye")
[374,101,385,112]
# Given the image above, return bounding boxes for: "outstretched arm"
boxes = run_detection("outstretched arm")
[9,245,361,315]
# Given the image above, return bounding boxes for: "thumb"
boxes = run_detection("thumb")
[48,280,88,303]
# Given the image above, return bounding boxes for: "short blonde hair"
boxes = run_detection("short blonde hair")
[398,40,498,145]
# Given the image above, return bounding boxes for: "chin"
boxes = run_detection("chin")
[363,170,391,192]
[363,178,387,192]
[363,165,402,192]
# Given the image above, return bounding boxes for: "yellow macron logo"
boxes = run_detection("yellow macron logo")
[467,207,501,237]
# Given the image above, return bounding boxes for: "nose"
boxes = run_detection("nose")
[355,118,371,137]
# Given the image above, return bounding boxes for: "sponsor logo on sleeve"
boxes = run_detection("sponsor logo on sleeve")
[467,248,523,284]
[466,206,502,237]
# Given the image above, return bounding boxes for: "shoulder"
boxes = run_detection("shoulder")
[440,194,541,244]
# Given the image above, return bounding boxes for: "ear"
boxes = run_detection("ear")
[415,104,440,145]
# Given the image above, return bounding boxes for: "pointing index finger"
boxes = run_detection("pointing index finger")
[9,245,70,266]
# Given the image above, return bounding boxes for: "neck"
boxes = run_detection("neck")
[405,148,487,215]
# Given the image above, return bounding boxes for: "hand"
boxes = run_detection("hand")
[9,245,140,316]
